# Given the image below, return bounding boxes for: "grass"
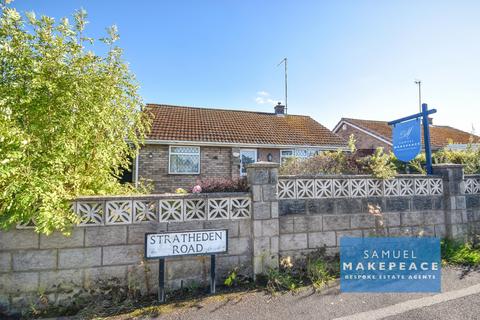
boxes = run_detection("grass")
[441,238,480,266]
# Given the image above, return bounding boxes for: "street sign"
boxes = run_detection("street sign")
[145,230,228,259]
[145,229,228,303]
[392,118,421,162]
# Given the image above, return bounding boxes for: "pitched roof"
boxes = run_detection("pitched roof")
[144,104,347,148]
[338,117,479,149]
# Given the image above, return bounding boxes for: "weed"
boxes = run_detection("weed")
[266,268,301,293]
[306,258,336,291]
[441,239,480,266]
[266,249,339,294]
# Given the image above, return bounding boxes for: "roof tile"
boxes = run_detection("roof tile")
[145,104,347,147]
[342,118,479,148]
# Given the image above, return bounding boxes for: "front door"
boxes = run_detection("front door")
[239,149,257,176]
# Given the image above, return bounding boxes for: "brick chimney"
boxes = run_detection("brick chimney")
[274,102,285,116]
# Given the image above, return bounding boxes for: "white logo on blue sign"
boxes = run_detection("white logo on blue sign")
[392,118,421,162]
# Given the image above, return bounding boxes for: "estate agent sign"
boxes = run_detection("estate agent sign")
[392,118,421,162]
[145,229,228,302]
[388,103,437,174]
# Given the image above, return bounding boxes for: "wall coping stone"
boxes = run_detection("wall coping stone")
[76,192,250,201]
[465,174,480,178]
[278,174,442,179]
[246,162,280,169]
[432,164,465,169]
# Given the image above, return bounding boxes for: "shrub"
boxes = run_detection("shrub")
[362,147,397,179]
[192,177,249,193]
[279,150,365,176]
[279,148,396,179]
[433,144,480,174]
[441,239,480,266]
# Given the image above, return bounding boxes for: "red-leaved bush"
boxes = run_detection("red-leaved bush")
[192,177,249,193]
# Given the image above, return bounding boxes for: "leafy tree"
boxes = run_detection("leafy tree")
[0,6,150,234]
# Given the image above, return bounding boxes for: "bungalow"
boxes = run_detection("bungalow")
[135,103,347,193]
[333,117,478,156]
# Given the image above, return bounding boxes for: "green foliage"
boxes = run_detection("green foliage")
[306,252,338,291]
[433,145,480,174]
[279,137,480,178]
[408,153,427,174]
[279,150,363,176]
[362,147,397,179]
[347,134,357,153]
[279,147,396,179]
[441,239,480,266]
[266,267,300,293]
[0,7,150,234]
[223,267,250,288]
[266,250,339,293]
[175,188,188,194]
[224,269,237,287]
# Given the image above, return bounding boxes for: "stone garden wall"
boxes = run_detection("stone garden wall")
[1,162,479,314]
[277,175,446,258]
[0,193,252,312]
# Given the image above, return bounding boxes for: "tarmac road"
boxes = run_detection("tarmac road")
[157,266,480,320]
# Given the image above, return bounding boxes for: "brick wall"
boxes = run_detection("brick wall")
[257,149,280,163]
[138,145,236,193]
[138,145,281,193]
[335,123,392,154]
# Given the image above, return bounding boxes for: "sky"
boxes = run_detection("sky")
[10,0,480,133]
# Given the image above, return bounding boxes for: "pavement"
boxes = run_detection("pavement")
[153,266,480,320]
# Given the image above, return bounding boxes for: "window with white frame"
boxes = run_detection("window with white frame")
[280,149,294,164]
[169,146,200,174]
[280,148,321,164]
[240,149,257,176]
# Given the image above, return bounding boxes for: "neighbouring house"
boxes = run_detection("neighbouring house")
[333,117,479,156]
[134,103,347,192]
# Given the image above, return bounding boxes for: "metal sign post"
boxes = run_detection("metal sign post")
[210,255,216,294]
[421,103,434,175]
[145,229,228,303]
[388,103,437,175]
[158,258,165,303]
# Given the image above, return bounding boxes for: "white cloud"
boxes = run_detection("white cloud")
[255,90,278,105]
[257,91,269,97]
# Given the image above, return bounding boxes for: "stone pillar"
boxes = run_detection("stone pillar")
[432,164,467,239]
[246,162,280,276]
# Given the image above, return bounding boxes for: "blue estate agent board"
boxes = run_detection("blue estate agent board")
[392,118,422,162]
[340,237,441,292]
[388,103,437,174]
